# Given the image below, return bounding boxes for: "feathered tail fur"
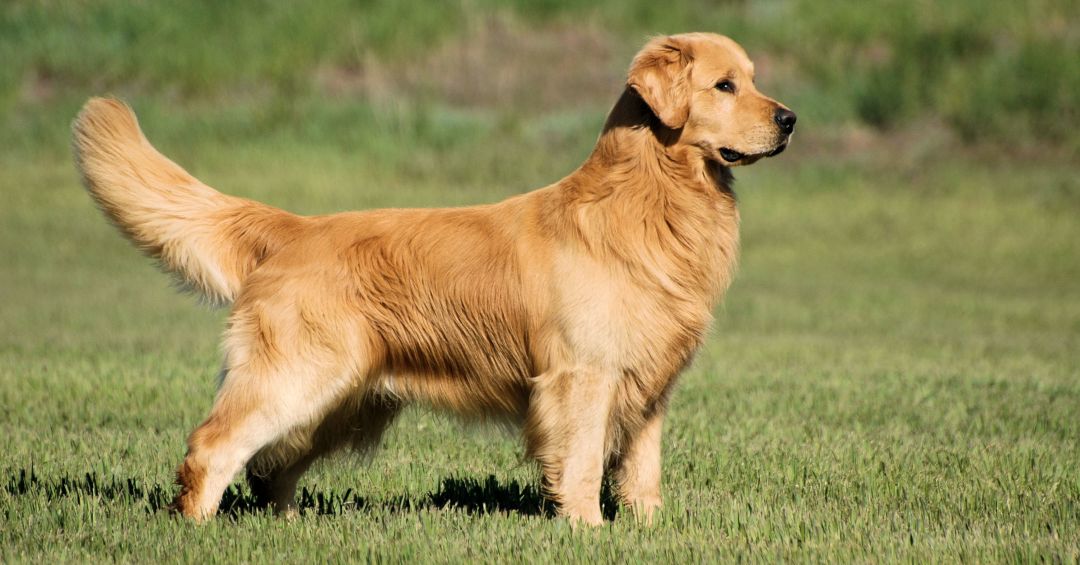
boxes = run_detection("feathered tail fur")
[71,98,303,303]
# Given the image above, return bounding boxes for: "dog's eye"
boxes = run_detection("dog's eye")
[715,80,735,94]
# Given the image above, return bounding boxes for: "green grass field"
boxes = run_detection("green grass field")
[2,1,1079,562]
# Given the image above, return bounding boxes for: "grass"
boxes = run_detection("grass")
[2,0,1080,562]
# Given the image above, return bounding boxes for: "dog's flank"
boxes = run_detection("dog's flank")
[73,33,794,526]
[72,99,304,303]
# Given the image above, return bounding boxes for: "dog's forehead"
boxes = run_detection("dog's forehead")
[690,34,755,78]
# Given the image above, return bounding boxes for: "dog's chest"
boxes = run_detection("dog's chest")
[550,249,717,377]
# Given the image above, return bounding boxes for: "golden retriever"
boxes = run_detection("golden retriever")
[72,32,795,525]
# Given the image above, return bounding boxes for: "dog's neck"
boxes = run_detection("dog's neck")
[580,88,734,198]
[551,88,741,305]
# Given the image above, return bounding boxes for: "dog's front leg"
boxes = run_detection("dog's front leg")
[525,368,616,526]
[613,406,665,524]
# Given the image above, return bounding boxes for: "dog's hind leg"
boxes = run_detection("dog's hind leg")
[346,395,403,455]
[171,294,374,521]
[244,395,402,517]
[246,445,325,518]
[171,359,358,522]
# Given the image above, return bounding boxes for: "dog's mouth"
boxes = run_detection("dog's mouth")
[766,142,788,157]
[719,140,789,163]
[718,148,745,162]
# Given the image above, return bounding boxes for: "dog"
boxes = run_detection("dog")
[72,32,795,525]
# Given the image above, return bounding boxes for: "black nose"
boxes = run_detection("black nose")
[774,108,797,134]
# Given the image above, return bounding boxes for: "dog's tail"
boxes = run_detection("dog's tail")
[72,97,304,304]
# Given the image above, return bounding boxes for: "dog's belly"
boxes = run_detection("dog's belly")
[370,301,534,418]
[372,370,530,420]
[345,219,535,419]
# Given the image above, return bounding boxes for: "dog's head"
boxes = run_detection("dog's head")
[628,33,795,166]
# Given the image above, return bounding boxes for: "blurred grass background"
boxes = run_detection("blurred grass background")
[1,1,1078,562]
[2,0,1078,153]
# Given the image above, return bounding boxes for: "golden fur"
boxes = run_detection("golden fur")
[72,33,794,525]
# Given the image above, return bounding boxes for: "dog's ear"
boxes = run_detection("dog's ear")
[627,36,694,129]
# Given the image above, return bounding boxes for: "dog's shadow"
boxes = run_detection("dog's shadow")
[5,468,619,521]
[223,474,619,521]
